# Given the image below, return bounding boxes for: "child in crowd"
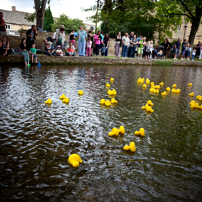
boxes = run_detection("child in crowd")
[86,37,92,56]
[56,45,63,56]
[67,41,75,56]
[144,42,150,59]
[30,43,37,63]
[192,48,196,61]
[44,43,55,56]
[101,44,106,56]
[157,49,163,59]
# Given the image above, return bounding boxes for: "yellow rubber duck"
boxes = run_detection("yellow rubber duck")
[59,94,66,99]
[146,106,154,113]
[107,89,117,96]
[108,127,120,136]
[123,142,136,152]
[189,100,202,109]
[172,84,177,88]
[68,154,82,167]
[119,126,125,134]
[150,82,155,88]
[149,88,155,93]
[147,100,153,106]
[159,82,164,86]
[62,97,69,103]
[105,100,111,107]
[111,98,118,104]
[110,78,114,83]
[154,85,160,89]
[137,77,144,84]
[188,83,192,86]
[106,83,111,87]
[154,89,159,94]
[161,91,167,96]
[172,88,180,94]
[134,128,145,136]
[189,92,194,97]
[196,95,202,100]
[45,98,52,104]
[166,87,171,91]
[146,78,150,85]
[143,84,147,88]
[78,90,84,95]
[100,99,105,105]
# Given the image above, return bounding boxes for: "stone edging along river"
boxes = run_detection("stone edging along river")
[1,55,202,66]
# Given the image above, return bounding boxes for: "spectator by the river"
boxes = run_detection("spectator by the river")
[20,38,30,66]
[174,38,181,60]
[103,33,110,57]
[1,35,12,56]
[122,33,130,58]
[115,32,122,58]
[88,26,95,56]
[161,38,170,59]
[55,26,65,49]
[69,29,76,48]
[129,35,138,58]
[78,26,87,56]
[94,31,101,56]
[0,12,6,37]
[26,25,38,50]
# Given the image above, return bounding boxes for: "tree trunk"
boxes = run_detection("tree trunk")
[34,0,47,29]
[188,6,202,45]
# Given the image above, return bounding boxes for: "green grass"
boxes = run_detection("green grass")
[154,60,174,66]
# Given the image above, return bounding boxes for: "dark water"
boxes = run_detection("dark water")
[0,64,202,202]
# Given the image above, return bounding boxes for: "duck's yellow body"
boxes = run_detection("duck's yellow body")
[106,83,111,87]
[123,142,136,152]
[68,154,82,167]
[78,90,84,95]
[45,98,52,104]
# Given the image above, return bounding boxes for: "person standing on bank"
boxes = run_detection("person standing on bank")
[55,26,65,49]
[78,26,87,56]
[0,12,6,37]
[88,26,95,56]
[26,25,38,50]
[103,33,110,57]
[115,32,122,57]
[20,38,30,66]
[94,31,101,56]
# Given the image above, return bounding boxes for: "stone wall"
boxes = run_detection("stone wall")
[1,55,202,66]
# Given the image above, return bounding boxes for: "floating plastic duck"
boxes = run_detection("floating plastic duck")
[190,100,202,109]
[154,89,159,94]
[166,87,171,91]
[161,91,167,96]
[172,84,177,88]
[68,154,82,167]
[188,83,192,86]
[106,83,111,87]
[149,88,154,93]
[62,97,69,103]
[78,90,84,95]
[134,128,145,136]
[196,95,202,101]
[189,92,194,97]
[172,88,180,94]
[107,89,117,96]
[146,78,150,85]
[143,84,147,88]
[111,98,118,104]
[150,82,155,88]
[154,85,160,89]
[147,100,153,106]
[123,142,136,152]
[142,104,154,113]
[105,100,111,107]
[100,99,105,105]
[159,82,164,86]
[59,94,66,99]
[137,77,144,84]
[110,78,114,83]
[108,126,125,136]
[45,98,52,104]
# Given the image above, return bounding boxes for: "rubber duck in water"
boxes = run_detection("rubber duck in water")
[189,92,194,97]
[150,82,155,88]
[62,97,69,103]
[161,91,167,96]
[106,83,111,87]
[166,87,171,91]
[134,128,145,136]
[190,100,202,109]
[108,127,120,136]
[107,89,117,96]
[154,89,159,94]
[172,88,180,94]
[119,126,125,134]
[68,154,82,167]
[149,88,155,93]
[78,90,84,95]
[146,78,150,85]
[172,84,177,88]
[110,78,114,83]
[196,95,202,101]
[45,98,52,104]
[188,83,192,86]
[100,99,105,105]
[105,100,111,107]
[147,100,153,106]
[137,77,144,84]
[111,98,118,104]
[143,84,147,88]
[160,82,164,86]
[154,85,160,89]
[59,94,66,99]
[123,142,136,152]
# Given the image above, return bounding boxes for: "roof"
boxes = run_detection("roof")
[0,9,36,26]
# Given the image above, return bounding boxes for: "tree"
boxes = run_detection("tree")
[157,0,202,45]
[51,14,85,33]
[43,6,54,31]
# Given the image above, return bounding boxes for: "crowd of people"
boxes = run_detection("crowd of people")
[1,8,202,66]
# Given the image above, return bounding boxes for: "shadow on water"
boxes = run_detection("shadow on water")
[0,64,202,201]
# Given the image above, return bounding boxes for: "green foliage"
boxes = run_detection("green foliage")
[24,12,36,22]
[43,6,54,31]
[51,14,85,33]
[154,60,173,66]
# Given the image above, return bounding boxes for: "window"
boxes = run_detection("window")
[6,24,11,30]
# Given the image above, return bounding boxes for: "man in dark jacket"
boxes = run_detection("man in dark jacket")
[26,25,38,50]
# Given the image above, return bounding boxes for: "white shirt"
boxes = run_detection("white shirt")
[122,36,130,46]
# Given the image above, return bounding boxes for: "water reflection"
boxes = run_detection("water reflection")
[0,64,202,201]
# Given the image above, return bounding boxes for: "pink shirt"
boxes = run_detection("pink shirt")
[86,41,92,48]
[94,34,101,45]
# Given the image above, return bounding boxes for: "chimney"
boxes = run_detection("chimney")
[12,6,16,12]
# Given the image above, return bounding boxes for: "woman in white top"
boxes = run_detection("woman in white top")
[149,41,153,58]
[121,33,130,58]
[115,32,122,57]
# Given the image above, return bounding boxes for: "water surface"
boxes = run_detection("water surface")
[0,64,202,201]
